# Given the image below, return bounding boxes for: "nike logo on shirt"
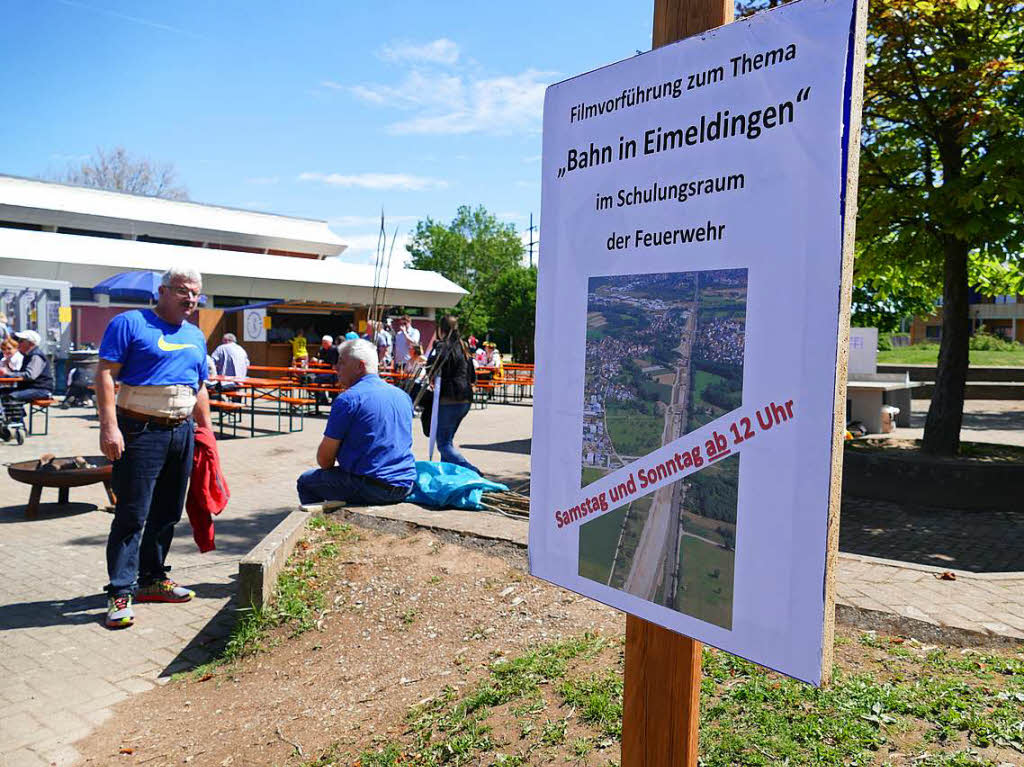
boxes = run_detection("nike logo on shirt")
[157,336,198,352]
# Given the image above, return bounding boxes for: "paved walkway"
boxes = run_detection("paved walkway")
[0,400,1021,766]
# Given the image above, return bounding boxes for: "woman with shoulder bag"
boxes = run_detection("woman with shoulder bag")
[425,315,481,474]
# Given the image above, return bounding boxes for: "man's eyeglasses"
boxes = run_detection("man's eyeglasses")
[170,286,200,299]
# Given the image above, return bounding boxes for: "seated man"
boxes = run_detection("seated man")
[2,330,54,432]
[296,339,415,506]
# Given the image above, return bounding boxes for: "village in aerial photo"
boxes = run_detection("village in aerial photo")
[578,269,747,628]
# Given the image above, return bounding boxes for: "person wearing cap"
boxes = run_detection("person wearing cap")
[4,329,54,404]
[95,266,213,629]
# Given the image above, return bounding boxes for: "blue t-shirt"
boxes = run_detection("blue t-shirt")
[99,309,208,390]
[325,374,416,487]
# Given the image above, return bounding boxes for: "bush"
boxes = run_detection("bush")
[877,333,894,351]
[969,326,1020,352]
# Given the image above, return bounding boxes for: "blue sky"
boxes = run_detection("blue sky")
[0,0,653,264]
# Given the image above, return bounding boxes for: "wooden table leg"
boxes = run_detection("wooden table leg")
[26,484,42,519]
[58,487,70,505]
[102,481,117,506]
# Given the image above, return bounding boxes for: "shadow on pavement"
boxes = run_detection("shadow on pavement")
[910,406,1024,432]
[838,496,1024,573]
[59,508,293,556]
[0,502,100,524]
[462,438,532,455]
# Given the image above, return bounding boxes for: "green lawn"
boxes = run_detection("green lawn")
[580,466,607,488]
[675,536,734,630]
[578,505,627,584]
[605,405,663,457]
[879,346,1024,366]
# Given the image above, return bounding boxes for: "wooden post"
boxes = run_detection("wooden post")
[621,3,733,766]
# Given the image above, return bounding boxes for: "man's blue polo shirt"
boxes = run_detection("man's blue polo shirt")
[324,374,416,488]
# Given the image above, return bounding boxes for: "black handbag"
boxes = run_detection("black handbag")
[420,389,433,437]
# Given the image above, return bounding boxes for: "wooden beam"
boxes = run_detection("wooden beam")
[623,615,702,766]
[621,4,735,767]
[652,0,733,49]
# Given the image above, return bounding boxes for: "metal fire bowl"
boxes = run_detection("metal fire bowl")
[8,456,112,488]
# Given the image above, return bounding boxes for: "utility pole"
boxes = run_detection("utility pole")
[527,212,538,267]
[620,10,734,767]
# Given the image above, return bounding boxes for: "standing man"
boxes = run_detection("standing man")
[96,266,213,629]
[211,332,249,379]
[392,315,421,372]
[296,339,415,506]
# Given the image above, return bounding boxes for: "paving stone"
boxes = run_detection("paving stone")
[1,748,50,767]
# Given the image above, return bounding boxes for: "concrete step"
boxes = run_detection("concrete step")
[879,363,1024,383]
[912,381,1024,399]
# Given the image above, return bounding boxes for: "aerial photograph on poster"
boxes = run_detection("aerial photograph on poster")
[578,269,747,628]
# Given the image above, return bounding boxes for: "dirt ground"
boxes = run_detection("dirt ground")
[76,522,623,767]
[75,521,1024,767]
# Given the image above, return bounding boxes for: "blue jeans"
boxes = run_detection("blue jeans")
[436,402,480,474]
[106,415,195,596]
[296,467,411,506]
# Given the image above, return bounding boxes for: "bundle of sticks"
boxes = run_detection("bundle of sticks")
[36,454,95,472]
[479,489,531,519]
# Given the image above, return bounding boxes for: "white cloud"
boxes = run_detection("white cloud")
[320,80,344,90]
[351,68,557,135]
[329,214,419,229]
[298,172,447,191]
[336,232,412,266]
[379,38,459,65]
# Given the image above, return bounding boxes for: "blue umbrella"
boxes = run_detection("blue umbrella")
[93,271,207,305]
[93,271,162,301]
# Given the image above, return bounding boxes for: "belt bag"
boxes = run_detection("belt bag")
[116,384,196,420]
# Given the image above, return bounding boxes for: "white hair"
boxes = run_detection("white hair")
[161,266,202,287]
[223,333,237,343]
[339,339,378,373]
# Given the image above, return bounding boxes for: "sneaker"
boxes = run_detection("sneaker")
[136,579,194,603]
[106,593,134,628]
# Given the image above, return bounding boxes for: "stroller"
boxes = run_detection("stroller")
[0,392,27,445]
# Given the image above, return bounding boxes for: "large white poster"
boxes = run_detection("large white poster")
[530,0,861,685]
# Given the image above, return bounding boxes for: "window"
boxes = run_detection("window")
[925,326,941,340]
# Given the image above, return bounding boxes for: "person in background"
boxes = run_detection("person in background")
[467,333,478,353]
[313,334,339,403]
[426,315,480,474]
[211,333,249,379]
[295,339,415,506]
[487,342,504,372]
[392,315,421,371]
[3,330,54,412]
[0,337,23,374]
[344,329,359,341]
[372,321,392,368]
[0,312,11,341]
[95,266,213,629]
[474,342,488,367]
[290,330,309,368]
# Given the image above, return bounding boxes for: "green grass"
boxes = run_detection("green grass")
[605,405,663,457]
[674,536,735,629]
[578,505,627,584]
[177,515,356,680]
[300,633,1024,767]
[879,345,1024,366]
[581,465,608,488]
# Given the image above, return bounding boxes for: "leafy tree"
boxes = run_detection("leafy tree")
[850,282,934,333]
[405,206,524,335]
[49,146,189,200]
[490,265,537,362]
[739,0,1024,456]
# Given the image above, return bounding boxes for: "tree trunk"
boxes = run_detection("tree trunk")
[921,238,970,456]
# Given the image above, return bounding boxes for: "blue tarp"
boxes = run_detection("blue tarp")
[408,461,508,510]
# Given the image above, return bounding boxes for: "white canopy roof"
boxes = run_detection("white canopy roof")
[0,227,466,308]
[0,175,346,257]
